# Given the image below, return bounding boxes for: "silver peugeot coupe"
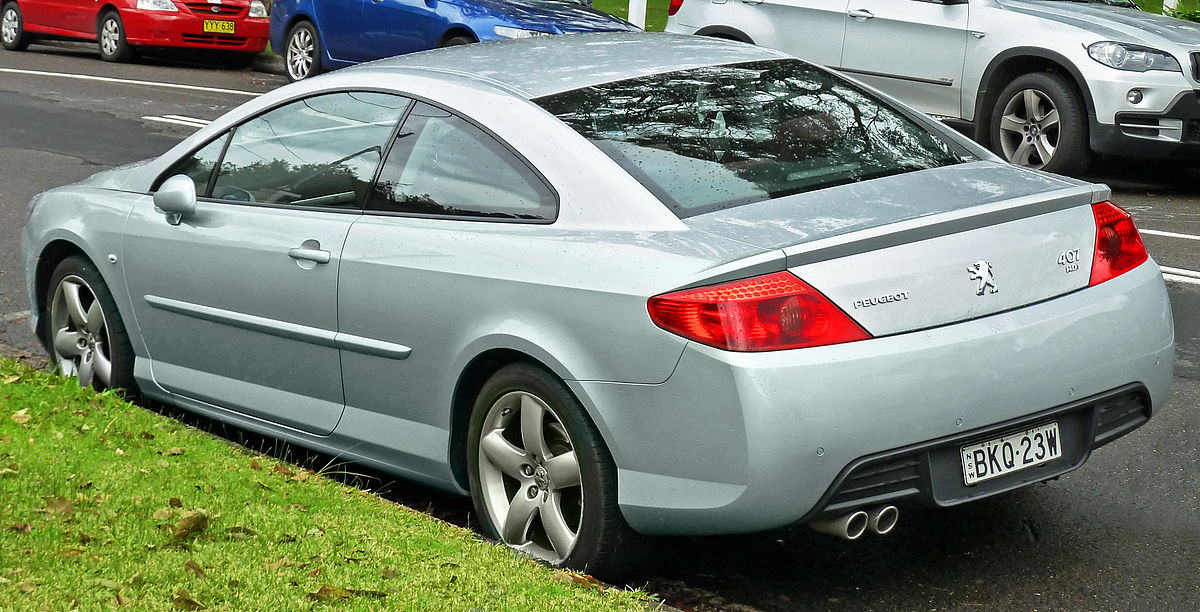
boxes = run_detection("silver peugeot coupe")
[20,33,1174,574]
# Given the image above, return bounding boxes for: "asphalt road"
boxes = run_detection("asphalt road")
[1,42,1197,612]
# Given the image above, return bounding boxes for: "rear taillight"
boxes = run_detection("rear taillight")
[647,271,871,351]
[1089,201,1148,286]
[667,0,685,16]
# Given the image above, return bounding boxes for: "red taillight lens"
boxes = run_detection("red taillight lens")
[667,0,685,16]
[647,271,871,351]
[1089,201,1148,286]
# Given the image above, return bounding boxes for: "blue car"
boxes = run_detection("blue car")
[270,0,638,81]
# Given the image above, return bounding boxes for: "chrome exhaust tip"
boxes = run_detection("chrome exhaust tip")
[868,505,899,535]
[809,509,870,540]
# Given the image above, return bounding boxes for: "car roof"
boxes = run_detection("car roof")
[343,32,792,100]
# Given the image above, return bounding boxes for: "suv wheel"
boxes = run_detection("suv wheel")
[990,72,1089,175]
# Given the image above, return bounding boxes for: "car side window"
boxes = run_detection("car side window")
[211,92,409,208]
[368,102,556,221]
[159,134,230,195]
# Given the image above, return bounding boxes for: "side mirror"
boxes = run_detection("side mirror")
[153,174,197,226]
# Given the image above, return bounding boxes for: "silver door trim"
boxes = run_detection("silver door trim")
[833,66,954,87]
[144,295,412,359]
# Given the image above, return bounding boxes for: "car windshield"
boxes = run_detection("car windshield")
[536,60,964,217]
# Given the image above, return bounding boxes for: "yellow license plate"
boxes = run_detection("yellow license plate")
[202,20,235,35]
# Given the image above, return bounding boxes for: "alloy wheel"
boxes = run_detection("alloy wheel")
[1,7,17,45]
[49,275,113,389]
[287,29,314,80]
[477,390,583,564]
[99,18,120,57]
[998,88,1060,170]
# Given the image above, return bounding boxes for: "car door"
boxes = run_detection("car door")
[360,0,446,59]
[838,0,969,118]
[312,0,371,62]
[335,101,557,470]
[122,91,409,436]
[742,0,850,68]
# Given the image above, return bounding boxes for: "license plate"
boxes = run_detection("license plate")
[960,422,1061,485]
[202,20,235,35]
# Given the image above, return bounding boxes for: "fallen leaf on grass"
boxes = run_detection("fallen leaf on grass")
[249,459,263,470]
[160,447,186,457]
[184,559,206,579]
[381,567,399,580]
[0,467,17,477]
[153,508,175,521]
[15,579,36,593]
[139,432,155,440]
[173,588,206,610]
[47,497,74,519]
[561,571,606,592]
[307,567,322,577]
[265,556,292,571]
[169,498,182,508]
[10,409,30,425]
[59,548,84,557]
[271,464,293,477]
[2,374,20,384]
[173,510,210,540]
[225,526,257,541]
[113,592,131,607]
[97,579,124,591]
[307,584,387,602]
[114,448,125,456]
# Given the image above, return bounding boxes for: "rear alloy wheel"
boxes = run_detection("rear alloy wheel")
[1,2,31,51]
[467,363,636,576]
[285,22,320,82]
[97,11,132,62]
[45,256,135,393]
[991,72,1089,175]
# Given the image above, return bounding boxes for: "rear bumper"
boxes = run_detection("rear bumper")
[1091,90,1200,159]
[575,261,1174,535]
[122,11,268,52]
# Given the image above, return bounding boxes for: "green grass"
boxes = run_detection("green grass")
[592,0,671,32]
[0,358,652,611]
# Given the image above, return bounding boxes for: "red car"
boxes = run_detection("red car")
[1,0,269,63]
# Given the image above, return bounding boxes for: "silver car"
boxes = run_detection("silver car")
[20,33,1174,574]
[666,0,1200,175]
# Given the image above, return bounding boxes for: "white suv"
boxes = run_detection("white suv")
[665,0,1200,175]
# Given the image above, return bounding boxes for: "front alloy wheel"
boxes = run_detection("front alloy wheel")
[1,2,30,51]
[49,275,114,388]
[990,72,1089,175]
[476,390,583,563]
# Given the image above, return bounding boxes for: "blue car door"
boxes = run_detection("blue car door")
[361,0,449,58]
[313,0,372,62]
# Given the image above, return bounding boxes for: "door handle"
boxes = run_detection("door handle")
[847,8,874,20]
[288,247,331,264]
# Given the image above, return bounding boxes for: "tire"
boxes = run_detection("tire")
[97,10,132,62]
[439,35,475,48]
[1,2,31,51]
[990,72,1090,175]
[467,363,637,577]
[284,21,321,82]
[44,255,136,394]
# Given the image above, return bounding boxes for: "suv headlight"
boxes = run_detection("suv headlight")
[249,0,268,18]
[136,0,178,11]
[494,26,554,39]
[1088,41,1181,73]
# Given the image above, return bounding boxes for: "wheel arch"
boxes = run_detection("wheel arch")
[96,3,121,27]
[438,27,477,47]
[33,239,95,344]
[973,48,1094,147]
[693,25,754,44]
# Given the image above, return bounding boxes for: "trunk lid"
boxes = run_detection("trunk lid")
[685,161,1103,336]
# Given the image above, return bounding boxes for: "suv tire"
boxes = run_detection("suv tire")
[990,72,1089,175]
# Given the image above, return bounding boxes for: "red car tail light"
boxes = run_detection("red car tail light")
[647,271,871,351]
[667,0,685,16]
[1089,201,1148,287]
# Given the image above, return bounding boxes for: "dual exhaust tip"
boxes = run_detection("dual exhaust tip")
[809,505,899,540]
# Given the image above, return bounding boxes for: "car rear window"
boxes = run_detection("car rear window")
[535,59,964,217]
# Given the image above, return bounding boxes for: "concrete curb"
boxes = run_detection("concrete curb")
[254,53,285,76]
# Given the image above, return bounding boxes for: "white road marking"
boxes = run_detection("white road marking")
[1163,273,1200,286]
[1161,266,1200,279]
[163,115,211,125]
[0,310,31,324]
[1141,228,1200,242]
[142,116,210,129]
[0,67,261,97]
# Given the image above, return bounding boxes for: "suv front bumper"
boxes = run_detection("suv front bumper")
[1092,90,1200,158]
